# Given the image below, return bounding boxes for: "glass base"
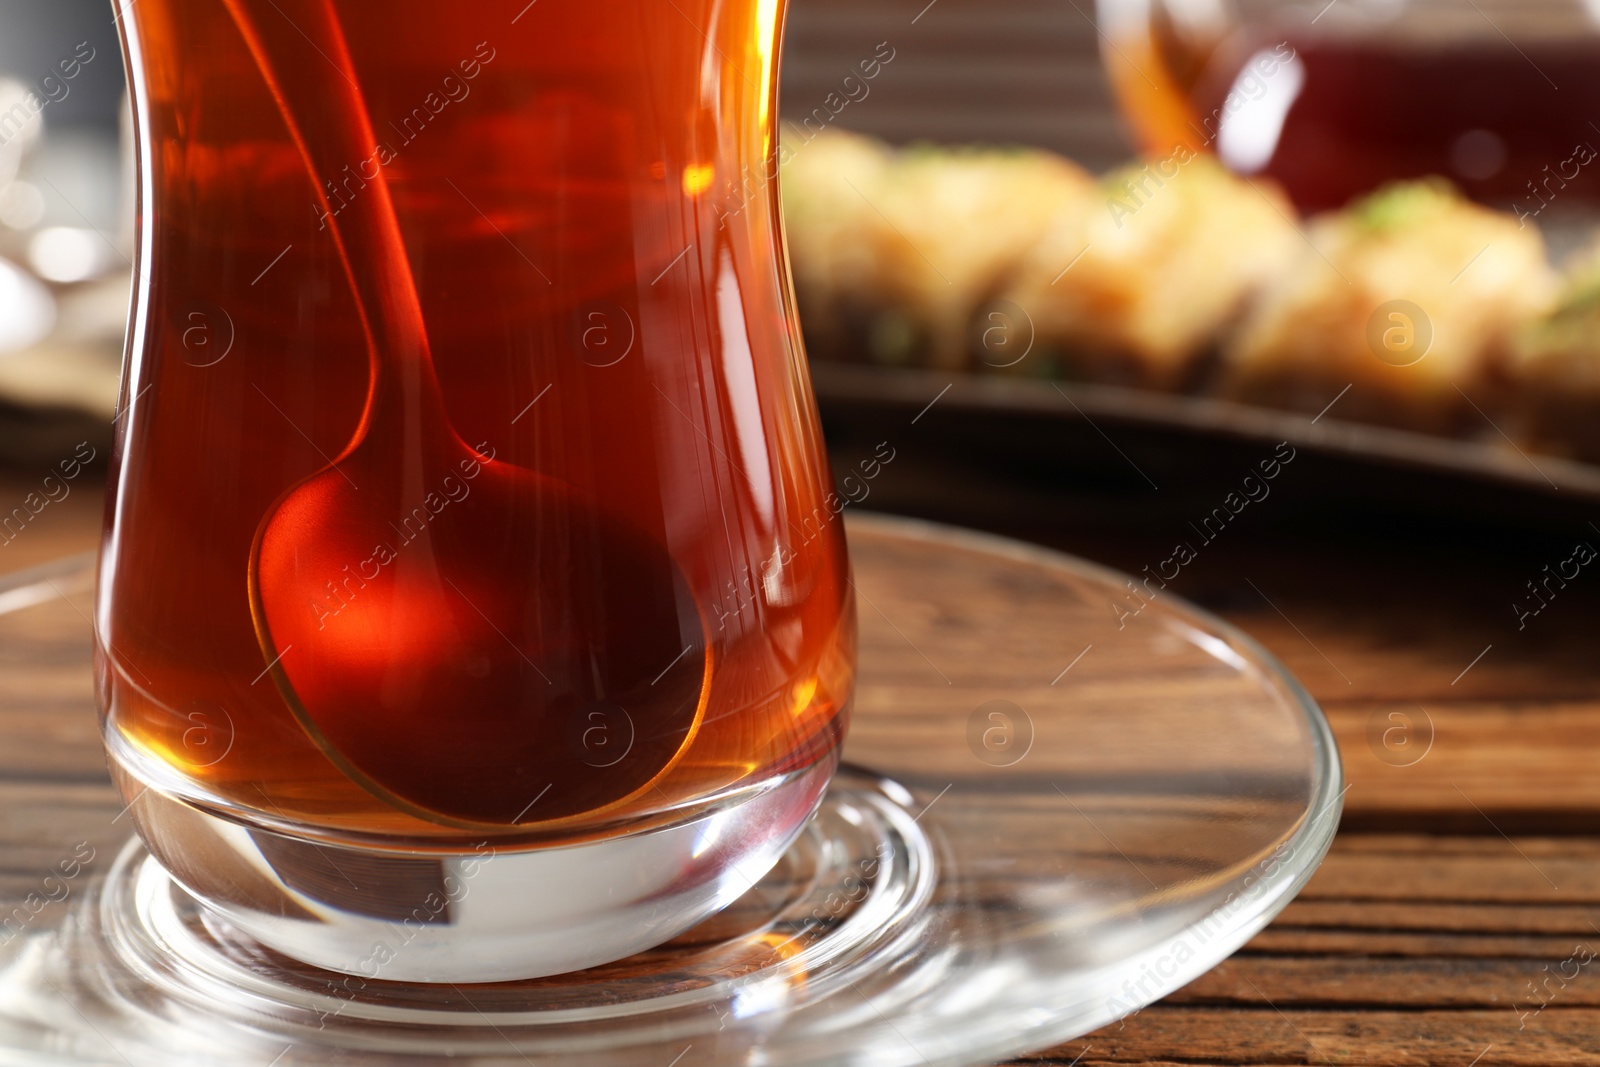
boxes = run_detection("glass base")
[0,514,1344,1065]
[9,767,937,1063]
[106,750,835,983]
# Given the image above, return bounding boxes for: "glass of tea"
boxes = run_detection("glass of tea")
[1096,0,1600,214]
[101,0,854,982]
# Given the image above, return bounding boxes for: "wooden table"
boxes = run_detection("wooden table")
[830,415,1600,1066]
[2,452,1595,1064]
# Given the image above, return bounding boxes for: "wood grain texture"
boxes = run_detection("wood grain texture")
[777,13,1600,1038]
[827,382,1600,1064]
[3,446,1597,1065]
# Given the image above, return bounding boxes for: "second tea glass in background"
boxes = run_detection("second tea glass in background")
[1096,0,1600,213]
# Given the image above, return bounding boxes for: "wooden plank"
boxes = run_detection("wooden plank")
[1243,928,1598,960]
[1053,1008,1600,1065]
[0,470,102,574]
[1144,539,1600,705]
[1174,955,1600,1009]
[1302,840,1597,905]
[1276,900,1600,937]
[1326,704,1600,826]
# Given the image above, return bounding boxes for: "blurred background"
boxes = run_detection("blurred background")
[9,0,1600,496]
[0,0,125,465]
[0,0,1130,471]
[5,0,1600,673]
[5,0,1600,701]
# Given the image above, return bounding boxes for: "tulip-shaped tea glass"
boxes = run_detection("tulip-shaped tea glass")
[47,3,1344,1060]
[100,0,853,982]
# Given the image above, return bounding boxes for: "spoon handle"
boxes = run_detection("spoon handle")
[221,0,434,415]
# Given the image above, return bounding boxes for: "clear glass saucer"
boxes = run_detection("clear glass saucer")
[0,513,1342,1066]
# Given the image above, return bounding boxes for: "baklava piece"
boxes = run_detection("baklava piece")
[1506,246,1600,462]
[998,155,1300,390]
[1221,180,1559,433]
[865,142,1094,369]
[778,128,898,364]
[781,130,1094,369]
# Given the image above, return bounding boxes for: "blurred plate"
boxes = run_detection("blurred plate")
[812,363,1600,502]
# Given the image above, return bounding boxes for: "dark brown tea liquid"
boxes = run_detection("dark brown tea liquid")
[102,0,853,843]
